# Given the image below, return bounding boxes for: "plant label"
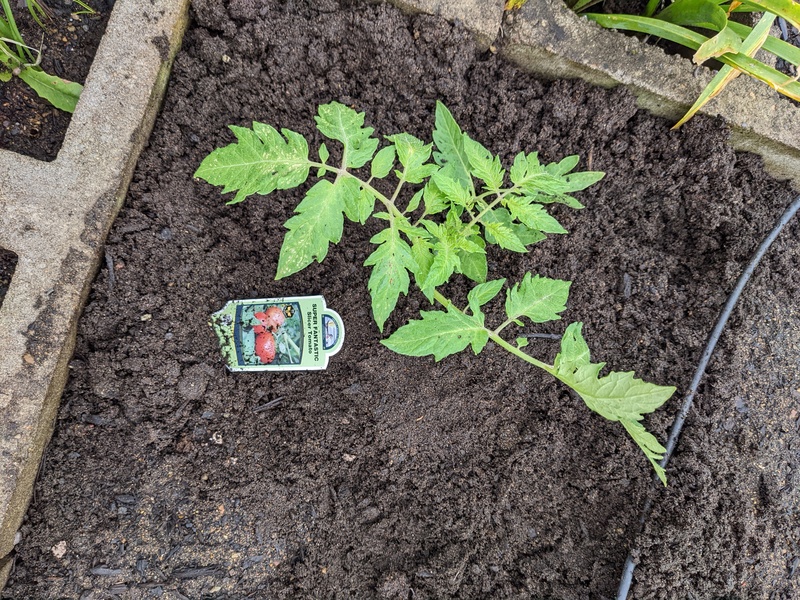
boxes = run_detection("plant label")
[210,295,344,371]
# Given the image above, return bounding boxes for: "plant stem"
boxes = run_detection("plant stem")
[432,289,553,373]
[389,175,406,207]
[492,318,516,336]
[310,162,404,223]
[465,192,504,230]
[460,185,522,238]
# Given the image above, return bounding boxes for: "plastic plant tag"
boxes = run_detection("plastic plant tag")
[210,295,344,371]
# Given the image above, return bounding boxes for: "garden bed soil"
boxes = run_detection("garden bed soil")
[0,248,16,310]
[3,0,800,598]
[0,0,113,161]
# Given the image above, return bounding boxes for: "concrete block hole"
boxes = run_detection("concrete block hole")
[0,248,18,310]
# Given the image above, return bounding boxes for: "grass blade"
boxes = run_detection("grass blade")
[738,0,800,30]
[727,20,800,65]
[656,0,730,30]
[673,12,775,127]
[693,26,742,63]
[572,0,604,12]
[586,13,800,102]
[1,0,31,61]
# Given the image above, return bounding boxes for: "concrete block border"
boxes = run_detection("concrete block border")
[0,0,190,587]
[393,0,800,190]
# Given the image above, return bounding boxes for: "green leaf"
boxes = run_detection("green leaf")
[505,197,568,234]
[276,179,344,278]
[385,133,438,183]
[364,227,416,331]
[382,307,488,360]
[410,236,435,297]
[431,169,472,208]
[319,143,330,163]
[484,221,528,253]
[563,171,605,193]
[194,123,310,204]
[342,179,374,224]
[405,189,424,214]
[370,145,396,179]
[455,235,485,255]
[18,67,83,113]
[397,219,429,239]
[620,419,669,486]
[314,102,379,169]
[432,101,473,191]
[656,0,729,31]
[509,151,603,207]
[421,179,450,216]
[553,323,675,484]
[510,151,538,186]
[458,248,488,284]
[423,238,461,293]
[463,134,505,191]
[505,273,570,324]
[467,279,506,315]
[548,154,580,176]
[482,208,546,247]
[694,25,742,63]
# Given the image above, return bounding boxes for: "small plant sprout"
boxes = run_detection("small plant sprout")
[0,0,83,112]
[71,1,97,17]
[195,102,676,483]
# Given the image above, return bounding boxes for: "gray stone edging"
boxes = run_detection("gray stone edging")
[0,0,190,587]
[385,0,505,49]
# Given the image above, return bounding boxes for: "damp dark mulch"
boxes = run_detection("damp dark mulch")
[0,0,114,161]
[0,248,17,309]
[3,1,800,598]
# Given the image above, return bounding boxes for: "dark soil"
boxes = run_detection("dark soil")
[0,248,17,309]
[0,0,113,161]
[4,0,800,598]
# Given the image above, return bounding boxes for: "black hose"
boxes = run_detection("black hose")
[616,192,800,600]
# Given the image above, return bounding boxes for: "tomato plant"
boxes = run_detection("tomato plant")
[196,102,675,483]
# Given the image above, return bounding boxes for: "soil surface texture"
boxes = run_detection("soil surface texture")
[0,248,17,309]
[0,0,113,161]
[4,1,800,598]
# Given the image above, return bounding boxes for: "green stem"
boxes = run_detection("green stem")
[389,174,406,208]
[459,185,522,238]
[489,329,556,374]
[492,318,516,336]
[432,290,554,373]
[465,193,503,230]
[310,162,404,223]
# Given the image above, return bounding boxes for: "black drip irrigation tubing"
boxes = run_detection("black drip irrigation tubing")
[616,193,800,600]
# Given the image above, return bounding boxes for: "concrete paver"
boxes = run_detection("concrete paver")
[0,0,189,586]
[386,0,505,50]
